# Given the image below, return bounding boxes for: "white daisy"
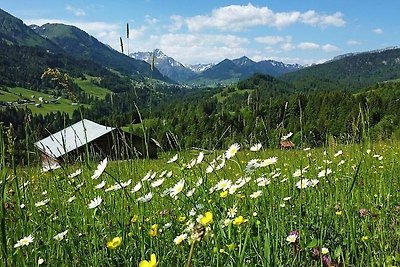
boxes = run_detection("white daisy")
[170,179,185,198]
[151,178,165,188]
[137,192,153,203]
[196,152,204,164]
[95,180,106,189]
[88,196,102,209]
[53,230,68,241]
[68,169,81,178]
[225,143,240,159]
[35,199,49,207]
[296,179,310,189]
[131,182,142,193]
[167,154,178,163]
[14,234,34,248]
[91,158,107,180]
[250,143,262,152]
[250,190,263,199]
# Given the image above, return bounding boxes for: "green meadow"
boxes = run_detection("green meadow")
[1,138,399,266]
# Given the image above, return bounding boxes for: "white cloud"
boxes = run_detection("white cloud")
[184,3,345,31]
[347,40,361,45]
[281,43,295,51]
[168,15,184,32]
[145,15,159,25]
[322,44,340,52]
[255,35,292,45]
[298,42,320,50]
[66,5,86,17]
[372,28,383,34]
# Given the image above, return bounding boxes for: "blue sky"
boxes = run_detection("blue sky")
[3,1,399,65]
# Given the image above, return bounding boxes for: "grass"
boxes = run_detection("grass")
[0,140,399,266]
[0,87,85,116]
[74,76,112,99]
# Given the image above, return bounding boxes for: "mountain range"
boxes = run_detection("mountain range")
[1,7,400,91]
[131,49,302,84]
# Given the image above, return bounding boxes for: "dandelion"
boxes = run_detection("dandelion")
[68,169,81,178]
[131,182,142,193]
[220,190,228,198]
[167,154,178,163]
[151,178,165,188]
[139,253,157,267]
[174,233,187,245]
[250,190,262,199]
[35,199,49,207]
[250,143,262,151]
[148,224,158,237]
[178,216,186,222]
[88,196,102,209]
[170,179,185,198]
[91,158,107,180]
[232,216,248,226]
[225,143,240,159]
[14,234,34,248]
[296,179,309,189]
[137,192,153,203]
[107,236,122,249]
[199,211,213,226]
[95,180,106,189]
[53,230,68,241]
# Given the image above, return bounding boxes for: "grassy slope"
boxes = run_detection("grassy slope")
[74,76,112,99]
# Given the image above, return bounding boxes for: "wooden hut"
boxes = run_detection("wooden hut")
[34,119,157,167]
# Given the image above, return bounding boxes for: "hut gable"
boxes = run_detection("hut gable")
[34,119,115,159]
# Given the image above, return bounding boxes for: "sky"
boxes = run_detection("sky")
[2,0,400,65]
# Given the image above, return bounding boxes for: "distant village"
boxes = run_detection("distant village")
[0,93,78,108]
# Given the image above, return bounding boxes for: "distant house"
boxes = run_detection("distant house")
[280,140,295,149]
[34,119,157,166]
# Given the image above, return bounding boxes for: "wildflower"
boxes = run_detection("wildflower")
[88,196,102,209]
[296,179,309,189]
[220,190,228,198]
[137,192,153,203]
[322,254,332,267]
[245,159,260,173]
[292,169,302,177]
[166,171,173,177]
[196,152,204,164]
[361,236,368,241]
[38,258,45,265]
[132,182,142,193]
[167,154,178,163]
[250,143,262,152]
[186,188,196,197]
[321,247,329,254]
[225,143,240,159]
[120,179,132,188]
[35,199,49,207]
[334,150,343,157]
[359,208,368,217]
[53,230,68,241]
[68,169,81,178]
[318,168,332,178]
[260,157,277,167]
[308,179,320,187]
[335,210,342,216]
[148,224,158,237]
[91,158,107,180]
[227,207,237,218]
[281,132,293,141]
[14,235,34,248]
[174,233,187,245]
[178,216,186,223]
[199,211,213,226]
[256,177,271,187]
[186,159,196,169]
[283,197,291,201]
[286,230,299,243]
[142,171,152,181]
[20,204,25,209]
[131,215,139,223]
[250,190,262,199]
[215,179,232,191]
[151,178,165,188]
[107,236,122,249]
[170,179,185,198]
[215,156,226,171]
[232,216,248,226]
[95,180,106,189]
[139,253,157,267]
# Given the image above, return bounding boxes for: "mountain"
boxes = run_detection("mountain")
[281,47,400,91]
[0,9,58,50]
[185,63,214,73]
[130,49,197,82]
[189,57,302,85]
[32,23,171,83]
